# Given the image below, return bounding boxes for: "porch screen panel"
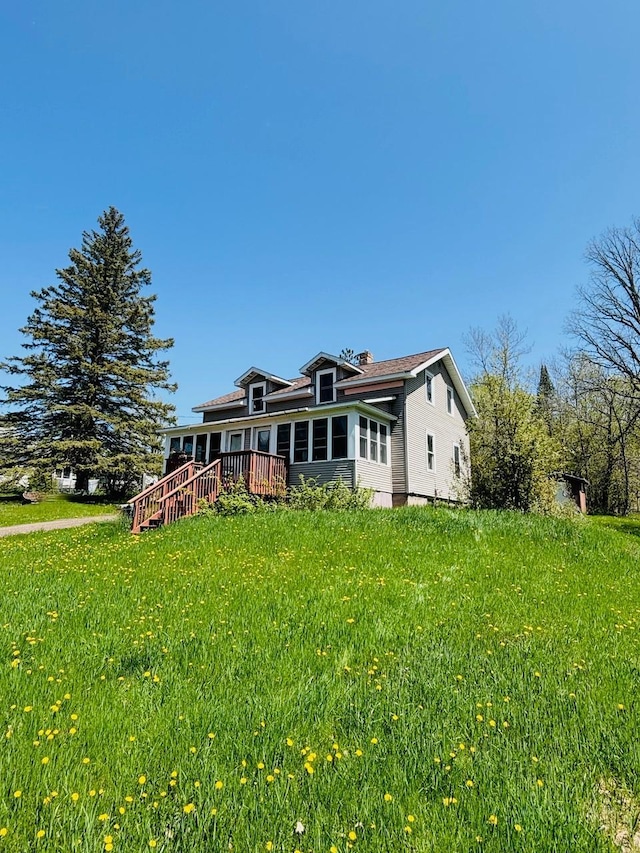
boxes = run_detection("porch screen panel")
[208,433,222,463]
[331,416,348,459]
[293,421,309,462]
[276,423,291,459]
[312,419,328,461]
[182,436,194,456]
[195,434,207,463]
[169,437,181,453]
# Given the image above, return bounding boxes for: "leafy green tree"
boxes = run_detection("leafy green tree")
[465,317,561,512]
[0,207,175,495]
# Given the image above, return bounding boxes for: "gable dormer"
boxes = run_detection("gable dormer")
[234,368,293,415]
[299,352,363,405]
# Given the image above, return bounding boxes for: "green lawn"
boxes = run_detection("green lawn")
[0,496,117,527]
[0,508,637,852]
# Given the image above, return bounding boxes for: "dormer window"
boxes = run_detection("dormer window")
[250,382,266,414]
[317,369,336,404]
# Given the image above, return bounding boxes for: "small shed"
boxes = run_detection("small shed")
[553,473,588,514]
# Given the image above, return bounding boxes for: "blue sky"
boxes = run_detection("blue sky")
[1,0,639,424]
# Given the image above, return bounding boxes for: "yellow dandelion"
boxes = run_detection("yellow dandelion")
[149,842,157,849]
[466,779,474,788]
[138,775,146,785]
[515,824,522,832]
[183,803,195,814]
[0,828,8,838]
[407,815,415,823]
[384,792,393,802]
[304,762,314,775]
[240,777,248,785]
[98,813,109,822]
[71,792,79,802]
[36,830,45,839]
[215,780,224,790]
[488,814,498,825]
[13,791,21,799]
[266,775,275,783]
[266,843,273,852]
[370,737,378,744]
[348,830,357,840]
[41,757,50,765]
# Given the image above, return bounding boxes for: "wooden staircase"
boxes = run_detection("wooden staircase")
[128,451,287,534]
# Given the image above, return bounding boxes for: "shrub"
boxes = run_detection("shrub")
[287,475,372,511]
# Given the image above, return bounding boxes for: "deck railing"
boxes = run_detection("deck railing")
[129,460,202,533]
[218,450,288,496]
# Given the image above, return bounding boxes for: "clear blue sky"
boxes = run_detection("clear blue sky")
[2,0,639,424]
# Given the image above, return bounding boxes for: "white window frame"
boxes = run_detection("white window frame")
[358,416,390,466]
[316,368,337,405]
[227,431,244,452]
[453,442,461,478]
[249,382,267,414]
[425,371,434,405]
[253,426,272,453]
[426,432,436,472]
[446,385,454,416]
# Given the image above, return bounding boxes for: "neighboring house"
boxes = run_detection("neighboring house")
[162,348,476,507]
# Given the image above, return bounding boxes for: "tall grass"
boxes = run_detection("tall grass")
[0,508,637,851]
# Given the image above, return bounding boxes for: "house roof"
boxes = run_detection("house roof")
[192,347,477,416]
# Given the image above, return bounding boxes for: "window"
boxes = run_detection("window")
[294,421,309,462]
[369,420,378,462]
[427,433,435,471]
[255,428,271,453]
[276,423,291,459]
[208,433,221,463]
[228,432,243,452]
[331,416,348,459]
[312,419,328,461]
[195,434,207,463]
[359,416,389,464]
[453,444,461,478]
[169,436,181,454]
[250,383,266,414]
[379,424,388,464]
[182,435,194,456]
[446,386,454,415]
[317,369,336,404]
[425,372,434,404]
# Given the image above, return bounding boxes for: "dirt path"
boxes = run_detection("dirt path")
[0,514,120,538]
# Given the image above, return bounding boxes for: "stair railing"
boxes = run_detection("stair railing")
[159,459,222,526]
[129,461,202,533]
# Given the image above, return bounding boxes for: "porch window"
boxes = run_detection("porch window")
[169,436,180,454]
[195,434,207,463]
[331,416,348,459]
[182,436,194,456]
[228,432,243,452]
[359,416,368,458]
[317,369,336,404]
[294,421,309,462]
[379,424,388,464]
[255,428,271,453]
[312,419,328,461]
[369,420,378,462]
[276,423,291,459]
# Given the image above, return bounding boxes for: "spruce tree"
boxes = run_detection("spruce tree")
[0,207,175,495]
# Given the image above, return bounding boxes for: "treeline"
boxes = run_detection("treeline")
[467,220,640,515]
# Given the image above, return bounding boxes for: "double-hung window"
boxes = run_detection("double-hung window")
[294,421,309,462]
[427,433,435,471]
[276,423,291,458]
[331,416,348,459]
[312,419,329,461]
[250,382,266,414]
[453,443,461,478]
[255,428,271,453]
[446,386,454,416]
[317,369,336,404]
[425,372,434,404]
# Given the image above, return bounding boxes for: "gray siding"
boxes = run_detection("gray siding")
[390,387,407,494]
[404,363,470,501]
[203,405,247,423]
[355,459,393,493]
[288,460,355,489]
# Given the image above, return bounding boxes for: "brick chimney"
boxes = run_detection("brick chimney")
[357,350,374,365]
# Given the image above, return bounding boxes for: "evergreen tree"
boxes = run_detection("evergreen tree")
[0,207,175,495]
[536,364,556,436]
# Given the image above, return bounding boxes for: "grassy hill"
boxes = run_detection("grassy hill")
[0,508,638,852]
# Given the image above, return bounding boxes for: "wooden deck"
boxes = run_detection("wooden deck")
[129,451,288,533]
